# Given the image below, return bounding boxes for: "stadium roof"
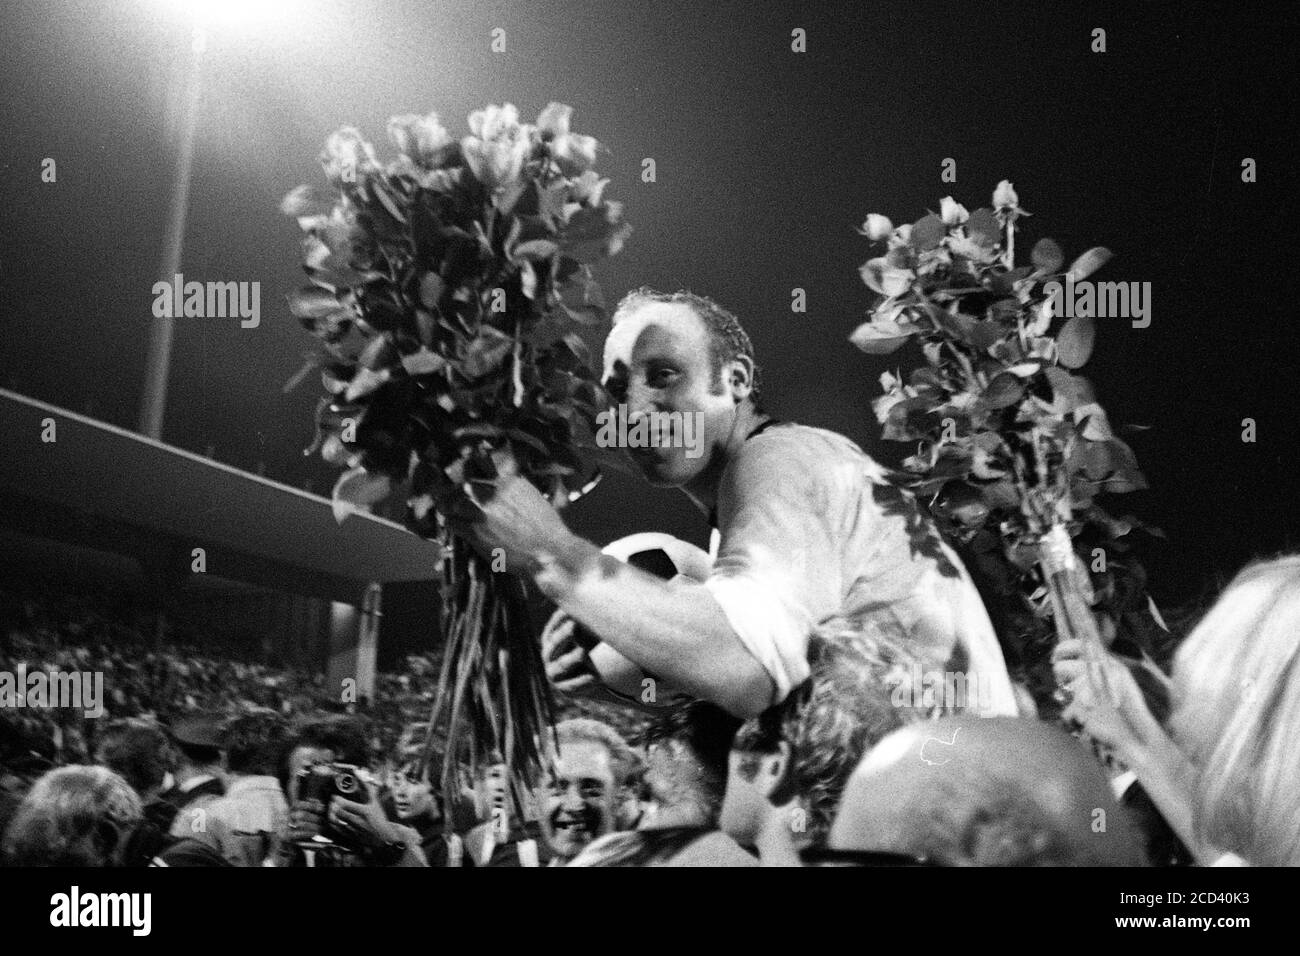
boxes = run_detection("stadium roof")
[0,388,441,602]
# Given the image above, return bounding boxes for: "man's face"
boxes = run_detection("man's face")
[602,301,741,487]
[539,741,618,859]
[475,762,510,824]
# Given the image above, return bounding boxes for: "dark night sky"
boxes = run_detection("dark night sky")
[1,0,1296,608]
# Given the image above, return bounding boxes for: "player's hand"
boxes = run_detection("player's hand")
[541,608,601,698]
[444,449,575,575]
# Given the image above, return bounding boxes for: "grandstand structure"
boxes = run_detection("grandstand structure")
[0,388,444,699]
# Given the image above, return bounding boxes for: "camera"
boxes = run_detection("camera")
[297,762,370,806]
[294,762,372,848]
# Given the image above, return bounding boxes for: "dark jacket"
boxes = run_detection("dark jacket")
[404,809,467,867]
[157,775,226,823]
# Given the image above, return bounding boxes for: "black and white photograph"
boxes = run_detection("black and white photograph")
[0,0,1293,937]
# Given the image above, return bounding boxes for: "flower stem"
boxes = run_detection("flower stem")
[512,326,524,408]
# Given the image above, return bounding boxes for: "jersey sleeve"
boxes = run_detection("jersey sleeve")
[702,430,851,704]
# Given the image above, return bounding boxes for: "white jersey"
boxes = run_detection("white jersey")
[703,423,1018,715]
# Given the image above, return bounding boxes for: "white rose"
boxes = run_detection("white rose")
[858,213,894,241]
[939,196,969,226]
[993,179,1019,210]
[461,103,535,190]
[320,127,379,184]
[859,257,915,297]
[387,112,453,166]
[536,102,599,174]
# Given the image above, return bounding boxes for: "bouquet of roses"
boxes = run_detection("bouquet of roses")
[850,182,1163,712]
[282,102,630,808]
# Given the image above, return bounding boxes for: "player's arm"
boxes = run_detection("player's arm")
[536,542,776,719]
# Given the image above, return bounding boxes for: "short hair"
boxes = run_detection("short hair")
[553,718,639,788]
[830,718,1148,867]
[176,740,222,768]
[223,713,291,776]
[2,765,143,867]
[732,620,954,840]
[95,719,173,796]
[916,769,1130,866]
[612,287,762,401]
[392,745,443,789]
[1169,554,1300,865]
[276,716,373,792]
[313,717,372,766]
[640,701,742,814]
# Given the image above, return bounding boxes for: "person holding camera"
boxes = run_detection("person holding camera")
[275,761,429,867]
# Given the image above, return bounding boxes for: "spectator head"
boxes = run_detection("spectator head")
[222,713,290,778]
[1168,555,1300,865]
[540,719,638,861]
[389,746,440,822]
[2,765,143,867]
[169,713,225,774]
[94,719,174,800]
[827,716,1146,866]
[639,701,742,828]
[281,716,370,802]
[314,717,372,766]
[721,622,947,848]
[472,755,511,825]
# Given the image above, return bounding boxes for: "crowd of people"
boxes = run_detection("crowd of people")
[2,552,1298,867]
[0,580,640,771]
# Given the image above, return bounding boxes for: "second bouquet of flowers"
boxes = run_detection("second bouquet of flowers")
[850,182,1163,714]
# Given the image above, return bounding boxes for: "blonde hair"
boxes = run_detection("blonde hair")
[733,616,956,840]
[2,765,143,866]
[1169,555,1300,865]
[553,718,641,787]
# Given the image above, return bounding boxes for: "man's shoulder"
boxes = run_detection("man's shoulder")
[727,423,890,488]
[740,423,881,466]
[663,830,759,867]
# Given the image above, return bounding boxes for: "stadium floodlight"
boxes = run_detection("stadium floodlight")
[149,0,306,28]
[137,0,304,439]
